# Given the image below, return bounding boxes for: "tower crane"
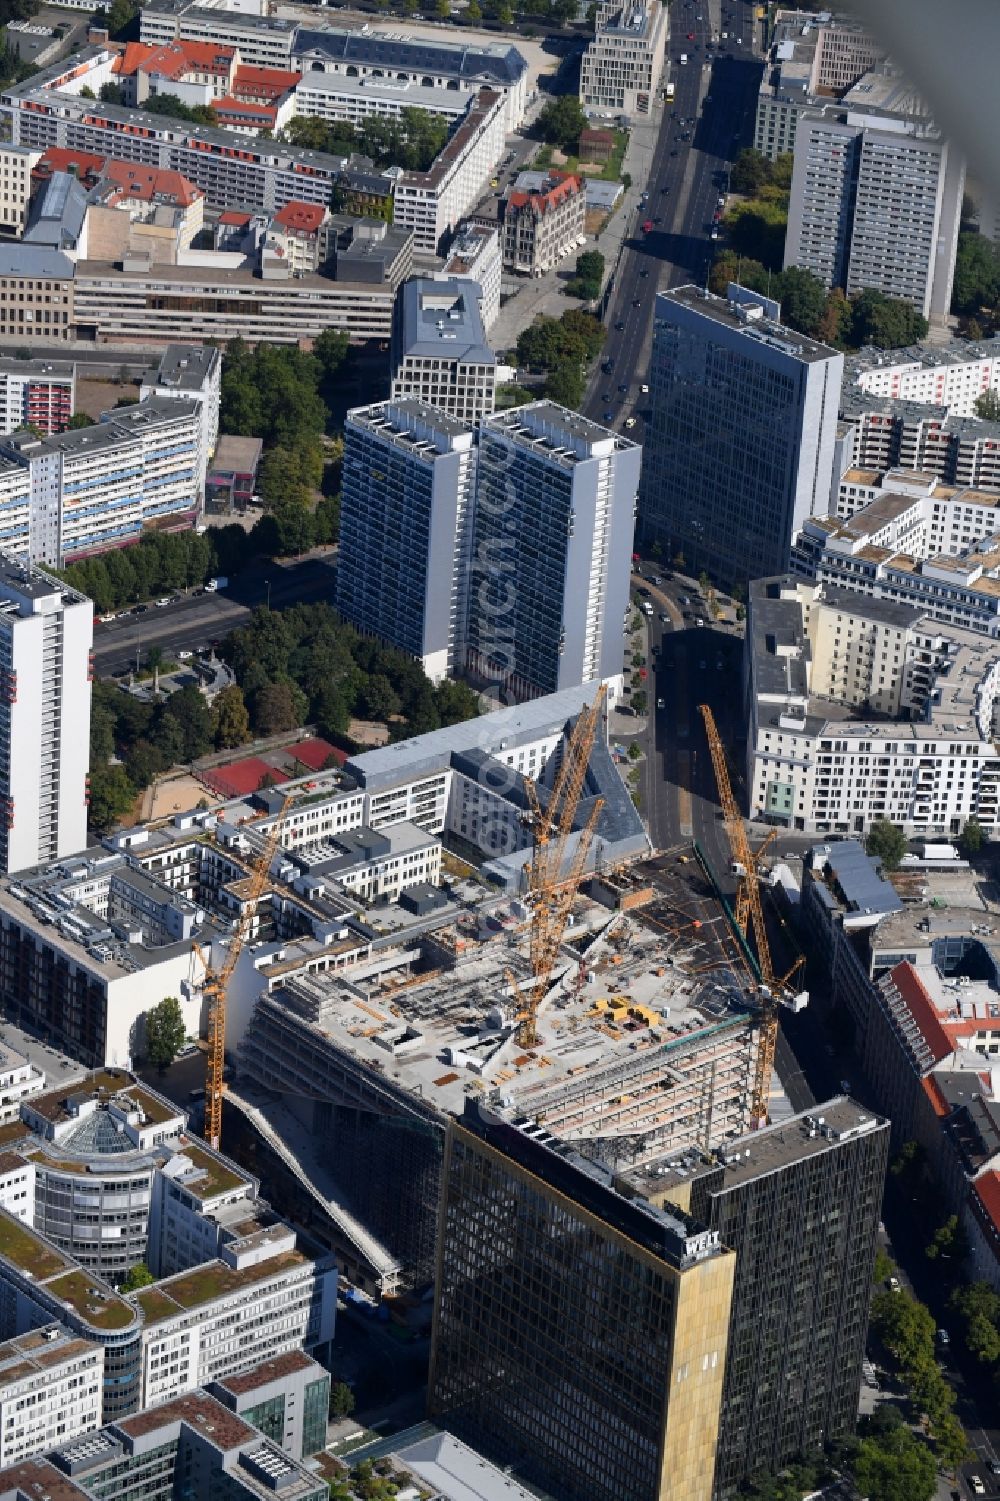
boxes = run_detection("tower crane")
[192,793,292,1150]
[698,705,806,1126]
[517,685,608,1049]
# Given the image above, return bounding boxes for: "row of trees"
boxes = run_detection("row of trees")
[88,675,255,828]
[709,254,929,349]
[738,1410,939,1501]
[952,229,1000,328]
[722,150,793,271]
[515,307,605,408]
[220,334,349,528]
[868,1277,967,1470]
[281,107,449,174]
[219,602,480,749]
[88,601,482,830]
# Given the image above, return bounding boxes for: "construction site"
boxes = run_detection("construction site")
[231,849,770,1296]
[214,694,805,1299]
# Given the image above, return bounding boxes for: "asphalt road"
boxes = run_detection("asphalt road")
[583,0,763,426]
[93,555,337,674]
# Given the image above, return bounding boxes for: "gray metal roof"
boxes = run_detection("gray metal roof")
[811,839,903,917]
[347,682,606,790]
[0,245,74,278]
[292,27,526,85]
[23,172,88,250]
[397,278,494,367]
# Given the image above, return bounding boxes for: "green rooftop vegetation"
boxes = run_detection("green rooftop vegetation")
[177,1140,247,1199]
[145,1250,307,1322]
[0,1211,67,1280]
[134,1285,183,1323]
[45,1269,135,1331]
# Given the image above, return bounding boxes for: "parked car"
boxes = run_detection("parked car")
[156,597,171,607]
[888,1276,901,1292]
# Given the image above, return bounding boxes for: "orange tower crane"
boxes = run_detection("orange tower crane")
[193,794,292,1150]
[517,685,607,1048]
[698,705,806,1126]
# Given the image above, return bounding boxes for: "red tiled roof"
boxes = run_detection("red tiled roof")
[34,147,106,185]
[888,961,957,1064]
[102,159,202,208]
[285,737,346,771]
[921,1074,951,1119]
[974,1170,1000,1232]
[273,199,325,235]
[233,64,301,99]
[200,760,289,799]
[126,39,236,79]
[218,209,252,226]
[213,97,277,121]
[506,172,583,215]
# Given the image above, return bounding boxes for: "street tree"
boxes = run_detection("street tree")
[212,684,250,749]
[850,1425,936,1501]
[145,996,187,1071]
[536,95,587,151]
[865,817,907,871]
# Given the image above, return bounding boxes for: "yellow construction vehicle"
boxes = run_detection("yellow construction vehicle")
[699,705,806,1126]
[192,794,292,1150]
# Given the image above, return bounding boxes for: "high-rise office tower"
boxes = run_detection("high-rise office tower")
[785,108,964,324]
[467,402,639,702]
[677,1099,889,1497]
[641,286,843,586]
[429,1101,736,1501]
[0,558,92,872]
[338,400,477,683]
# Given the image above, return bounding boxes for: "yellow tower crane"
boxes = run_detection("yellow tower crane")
[192,794,292,1150]
[698,705,806,1126]
[517,685,607,1049]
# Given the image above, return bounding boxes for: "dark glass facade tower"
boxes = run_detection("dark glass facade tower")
[428,1102,736,1501]
[686,1099,889,1497]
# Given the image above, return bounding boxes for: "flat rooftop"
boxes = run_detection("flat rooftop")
[133,1248,309,1324]
[483,400,637,464]
[625,1097,887,1199]
[398,277,493,366]
[660,284,840,365]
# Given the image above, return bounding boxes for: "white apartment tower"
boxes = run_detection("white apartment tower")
[0,559,92,873]
[0,1326,103,1465]
[785,111,965,324]
[338,400,477,683]
[468,402,640,703]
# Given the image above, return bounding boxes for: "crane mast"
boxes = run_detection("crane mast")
[192,794,292,1150]
[698,705,805,1127]
[517,685,607,1048]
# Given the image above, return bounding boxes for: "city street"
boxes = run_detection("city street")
[92,554,337,674]
[583,0,764,426]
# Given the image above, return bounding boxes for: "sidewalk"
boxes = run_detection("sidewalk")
[489,102,665,353]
